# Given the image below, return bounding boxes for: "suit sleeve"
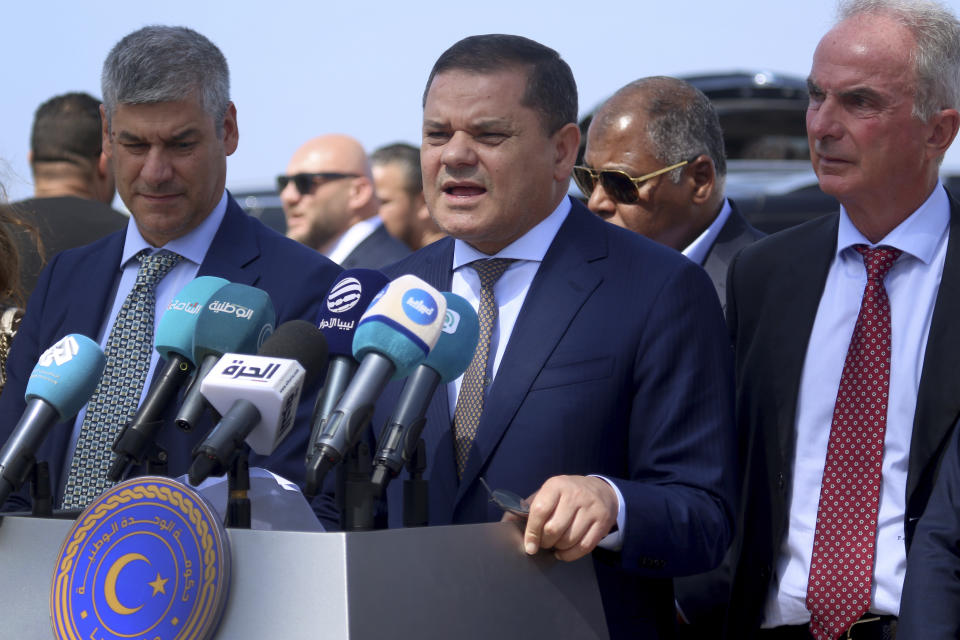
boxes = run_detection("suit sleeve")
[898,421,960,639]
[611,259,737,577]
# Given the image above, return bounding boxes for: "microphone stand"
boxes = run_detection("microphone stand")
[342,441,377,531]
[402,439,428,528]
[29,461,52,518]
[225,450,251,529]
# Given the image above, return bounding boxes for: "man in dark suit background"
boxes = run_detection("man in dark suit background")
[11,92,127,298]
[579,76,763,307]
[725,1,960,637]
[371,34,737,639]
[0,25,341,511]
[279,133,410,269]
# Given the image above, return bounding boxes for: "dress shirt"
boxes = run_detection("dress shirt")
[64,191,230,478]
[682,199,733,265]
[762,184,950,627]
[326,216,384,265]
[446,196,625,550]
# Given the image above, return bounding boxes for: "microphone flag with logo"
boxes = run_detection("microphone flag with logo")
[175,283,276,432]
[0,334,105,506]
[371,292,479,491]
[189,321,329,484]
[305,274,446,496]
[109,276,230,480]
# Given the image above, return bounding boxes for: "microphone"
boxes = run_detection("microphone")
[174,283,276,432]
[188,321,328,485]
[108,276,230,480]
[307,269,390,462]
[304,274,446,497]
[370,292,479,492]
[0,335,105,506]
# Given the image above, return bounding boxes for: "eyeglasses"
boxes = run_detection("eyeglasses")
[572,158,695,204]
[276,172,360,195]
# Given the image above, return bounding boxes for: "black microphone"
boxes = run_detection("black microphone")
[188,321,328,485]
[306,269,389,464]
[370,292,478,493]
[108,276,229,481]
[0,335,105,506]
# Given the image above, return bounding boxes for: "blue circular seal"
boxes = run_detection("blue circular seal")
[50,476,231,640]
[401,288,438,325]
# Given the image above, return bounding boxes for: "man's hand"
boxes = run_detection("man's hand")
[511,475,618,562]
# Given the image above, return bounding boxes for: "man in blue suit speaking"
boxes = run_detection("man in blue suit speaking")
[0,26,340,511]
[373,34,737,639]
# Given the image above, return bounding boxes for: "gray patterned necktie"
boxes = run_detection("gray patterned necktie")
[61,249,182,509]
[453,258,514,477]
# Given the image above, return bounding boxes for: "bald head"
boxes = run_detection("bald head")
[280,133,378,252]
[583,76,727,251]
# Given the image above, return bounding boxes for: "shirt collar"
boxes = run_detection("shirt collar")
[683,199,733,265]
[836,182,949,265]
[452,196,572,269]
[326,216,383,265]
[120,190,229,267]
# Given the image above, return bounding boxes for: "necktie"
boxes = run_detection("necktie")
[806,245,901,640]
[453,258,514,477]
[61,249,182,509]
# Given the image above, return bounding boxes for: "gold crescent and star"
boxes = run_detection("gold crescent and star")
[103,553,169,616]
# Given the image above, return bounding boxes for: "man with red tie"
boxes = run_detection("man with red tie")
[724,1,960,638]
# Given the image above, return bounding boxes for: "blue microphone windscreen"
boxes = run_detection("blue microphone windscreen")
[316,269,389,357]
[155,276,230,362]
[426,293,480,383]
[258,320,329,388]
[25,334,106,420]
[193,283,276,361]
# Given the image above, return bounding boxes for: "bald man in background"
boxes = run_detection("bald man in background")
[279,134,410,268]
[580,77,763,304]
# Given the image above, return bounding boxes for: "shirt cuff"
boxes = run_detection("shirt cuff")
[589,474,625,552]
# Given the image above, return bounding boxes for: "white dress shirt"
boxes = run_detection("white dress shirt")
[64,191,230,477]
[762,184,950,626]
[445,196,626,549]
[326,216,384,265]
[683,199,733,265]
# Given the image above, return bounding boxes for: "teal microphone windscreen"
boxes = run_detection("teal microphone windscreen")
[155,276,230,363]
[25,334,106,420]
[353,274,446,378]
[425,292,480,383]
[193,283,276,361]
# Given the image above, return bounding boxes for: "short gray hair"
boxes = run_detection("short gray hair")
[839,0,960,120]
[101,25,230,132]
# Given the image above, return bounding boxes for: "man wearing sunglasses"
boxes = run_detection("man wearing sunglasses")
[278,134,410,269]
[579,76,763,307]
[365,34,736,640]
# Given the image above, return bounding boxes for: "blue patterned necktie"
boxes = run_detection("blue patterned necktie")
[61,249,182,509]
[453,258,514,477]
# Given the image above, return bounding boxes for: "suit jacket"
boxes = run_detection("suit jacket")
[340,223,411,270]
[0,194,341,510]
[898,420,960,639]
[8,196,128,300]
[724,191,960,636]
[700,201,765,309]
[372,198,738,639]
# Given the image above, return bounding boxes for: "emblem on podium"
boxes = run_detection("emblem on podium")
[50,476,231,640]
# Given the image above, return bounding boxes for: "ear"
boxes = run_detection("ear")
[926,108,960,160]
[552,122,581,182]
[349,176,376,211]
[688,155,717,205]
[97,151,110,179]
[414,192,431,221]
[222,102,239,156]
[100,104,113,158]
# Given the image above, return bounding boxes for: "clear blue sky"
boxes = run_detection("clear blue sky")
[3,0,960,202]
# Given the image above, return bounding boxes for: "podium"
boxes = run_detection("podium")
[0,515,609,639]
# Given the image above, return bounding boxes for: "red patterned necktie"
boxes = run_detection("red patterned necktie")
[806,244,901,640]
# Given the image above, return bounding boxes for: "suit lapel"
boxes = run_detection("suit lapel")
[63,233,126,340]
[702,203,761,305]
[196,196,261,287]
[907,193,960,505]
[456,203,605,500]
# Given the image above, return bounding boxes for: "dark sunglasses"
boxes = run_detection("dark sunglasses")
[572,157,696,204]
[276,172,360,195]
